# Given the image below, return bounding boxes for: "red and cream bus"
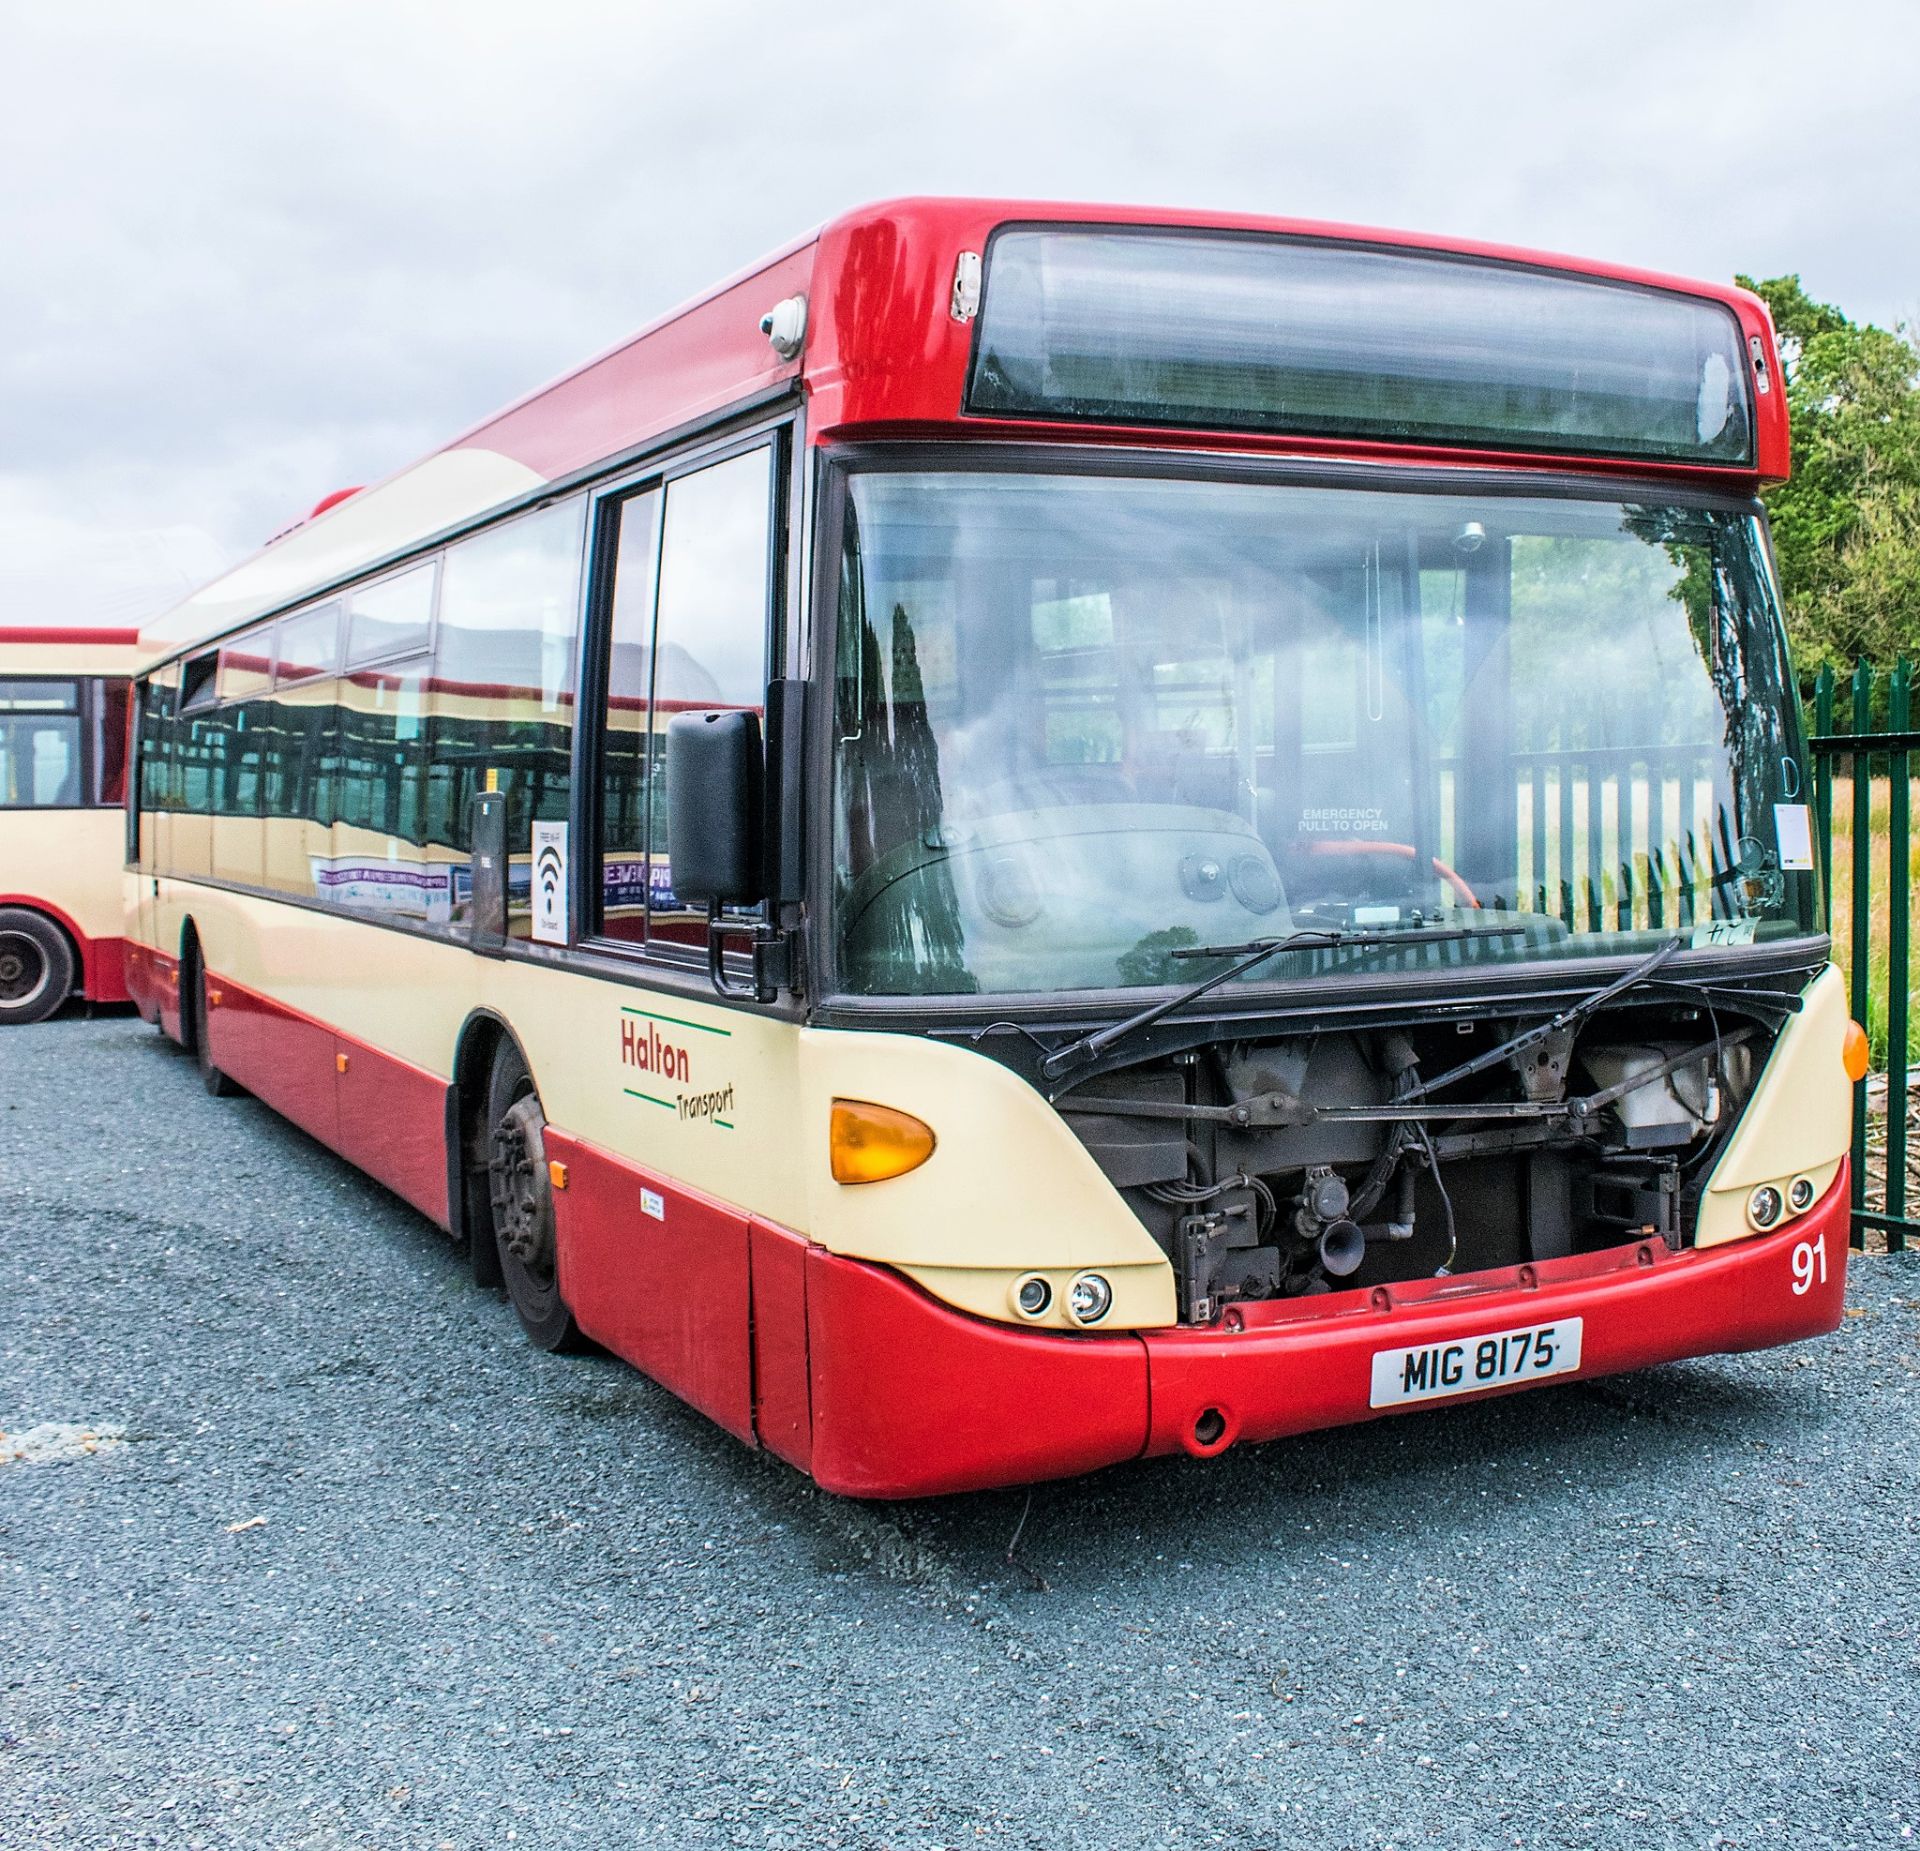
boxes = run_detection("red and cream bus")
[126,199,1862,1496]
[1,626,140,1024]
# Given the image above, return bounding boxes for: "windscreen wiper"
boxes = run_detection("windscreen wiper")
[1402,937,1684,1103]
[1037,924,1528,1082]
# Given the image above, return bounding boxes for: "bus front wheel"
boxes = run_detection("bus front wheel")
[485,1040,583,1353]
[0,908,73,1026]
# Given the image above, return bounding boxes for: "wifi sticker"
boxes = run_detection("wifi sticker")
[532,821,569,945]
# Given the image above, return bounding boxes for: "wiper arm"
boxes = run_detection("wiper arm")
[1404,937,1685,1103]
[1038,924,1528,1083]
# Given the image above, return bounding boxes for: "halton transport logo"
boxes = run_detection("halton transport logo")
[618,1008,736,1128]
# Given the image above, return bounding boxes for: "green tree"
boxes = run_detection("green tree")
[1737,273,1920,688]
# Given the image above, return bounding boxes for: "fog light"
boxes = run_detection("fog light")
[829,1098,936,1184]
[1066,1272,1113,1326]
[1748,1184,1785,1230]
[1012,1274,1052,1319]
[1788,1175,1816,1213]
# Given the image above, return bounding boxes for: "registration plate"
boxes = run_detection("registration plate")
[1369,1318,1583,1409]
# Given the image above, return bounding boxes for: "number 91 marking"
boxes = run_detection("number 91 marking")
[1790,1232,1827,1297]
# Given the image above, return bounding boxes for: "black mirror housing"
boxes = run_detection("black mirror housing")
[664,709,765,907]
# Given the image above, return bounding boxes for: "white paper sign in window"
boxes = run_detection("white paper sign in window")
[532,820,569,944]
[1775,803,1815,872]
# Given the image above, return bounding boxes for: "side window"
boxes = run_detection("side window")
[217,626,274,819]
[588,443,774,953]
[645,448,775,947]
[432,498,586,929]
[262,603,341,893]
[0,678,82,807]
[331,564,437,920]
[345,561,436,668]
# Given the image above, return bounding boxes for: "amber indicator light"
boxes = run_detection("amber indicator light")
[830,1099,936,1185]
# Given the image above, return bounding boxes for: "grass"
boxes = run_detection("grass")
[1825,772,1919,1068]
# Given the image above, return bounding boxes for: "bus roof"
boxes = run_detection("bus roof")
[139,197,1786,662]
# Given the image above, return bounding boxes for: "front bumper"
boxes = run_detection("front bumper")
[791,1163,1851,1498]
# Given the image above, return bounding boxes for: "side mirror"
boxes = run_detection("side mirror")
[664,709,764,908]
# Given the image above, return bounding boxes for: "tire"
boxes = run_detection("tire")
[0,908,74,1026]
[187,945,242,1097]
[485,1039,582,1352]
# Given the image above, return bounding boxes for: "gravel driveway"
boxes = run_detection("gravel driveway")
[4,1012,1918,1849]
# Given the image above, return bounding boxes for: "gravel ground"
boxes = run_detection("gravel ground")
[3,1012,1918,1851]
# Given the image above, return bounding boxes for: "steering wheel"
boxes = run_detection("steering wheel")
[1296,838,1482,909]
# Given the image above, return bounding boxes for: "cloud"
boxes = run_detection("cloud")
[2,0,1916,626]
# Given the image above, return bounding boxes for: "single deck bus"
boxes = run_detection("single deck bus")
[125,200,1864,1496]
[1,626,140,1024]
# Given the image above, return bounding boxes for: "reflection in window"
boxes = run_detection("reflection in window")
[833,470,1813,997]
[345,561,435,667]
[647,448,772,946]
[596,486,662,942]
[433,499,586,923]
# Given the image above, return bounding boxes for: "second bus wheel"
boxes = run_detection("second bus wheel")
[485,1039,583,1352]
[0,908,74,1026]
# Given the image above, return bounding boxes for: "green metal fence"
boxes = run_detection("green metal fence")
[1811,658,1915,1251]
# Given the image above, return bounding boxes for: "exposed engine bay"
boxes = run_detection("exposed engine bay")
[1047,967,1786,1323]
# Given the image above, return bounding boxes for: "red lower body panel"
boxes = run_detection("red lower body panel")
[783,1165,1850,1497]
[333,1026,450,1227]
[79,933,129,1004]
[131,943,1853,1502]
[195,970,450,1229]
[126,942,182,1037]
[545,1130,756,1446]
[207,974,338,1148]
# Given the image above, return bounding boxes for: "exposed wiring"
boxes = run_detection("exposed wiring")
[1414,1123,1458,1276]
[1145,1170,1278,1237]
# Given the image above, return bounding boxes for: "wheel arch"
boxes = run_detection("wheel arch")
[448,1007,529,1284]
[175,917,204,1052]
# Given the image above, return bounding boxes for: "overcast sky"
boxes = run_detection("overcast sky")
[4,0,1916,628]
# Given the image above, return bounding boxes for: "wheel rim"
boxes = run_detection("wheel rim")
[490,1093,556,1289]
[0,932,49,1010]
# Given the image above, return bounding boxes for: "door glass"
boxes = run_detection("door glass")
[596,486,662,943]
[646,448,772,947]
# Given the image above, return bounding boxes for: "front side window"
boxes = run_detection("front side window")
[590,445,774,951]
[832,468,1815,997]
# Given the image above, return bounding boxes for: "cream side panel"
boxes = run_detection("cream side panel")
[1696,963,1852,1249]
[1,810,129,940]
[481,958,810,1230]
[795,1027,1174,1278]
[1,644,145,678]
[147,881,814,1228]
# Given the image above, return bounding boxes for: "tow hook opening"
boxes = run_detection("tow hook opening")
[1189,1406,1232,1455]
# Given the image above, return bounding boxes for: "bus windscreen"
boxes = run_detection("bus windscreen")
[968,228,1755,467]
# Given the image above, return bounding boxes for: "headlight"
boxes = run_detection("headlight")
[1788,1176,1816,1213]
[1066,1272,1113,1326]
[1012,1274,1052,1319]
[1747,1184,1785,1230]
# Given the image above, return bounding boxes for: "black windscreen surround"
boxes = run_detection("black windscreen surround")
[968,229,1755,466]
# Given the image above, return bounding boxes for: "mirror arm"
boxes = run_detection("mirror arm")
[704,900,794,1005]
